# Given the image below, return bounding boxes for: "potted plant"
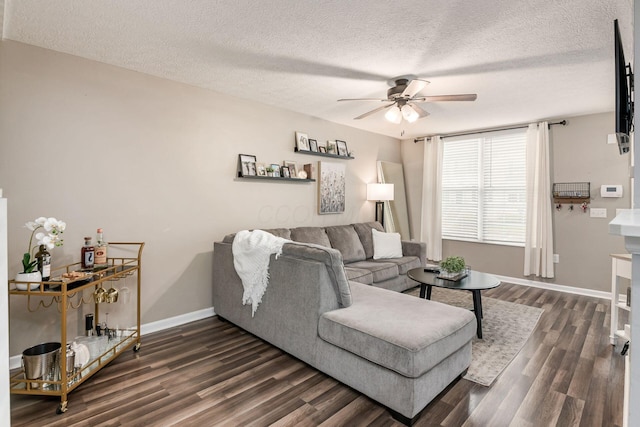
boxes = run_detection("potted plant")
[15,216,66,290]
[266,167,274,177]
[439,256,465,279]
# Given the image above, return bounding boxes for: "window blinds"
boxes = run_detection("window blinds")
[441,130,527,245]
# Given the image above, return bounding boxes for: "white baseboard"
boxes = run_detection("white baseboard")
[8,277,614,370]
[9,307,217,370]
[494,274,613,300]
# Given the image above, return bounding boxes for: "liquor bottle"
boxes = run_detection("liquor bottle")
[94,228,108,268]
[35,244,51,281]
[81,237,95,269]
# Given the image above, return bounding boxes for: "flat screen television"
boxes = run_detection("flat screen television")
[614,19,634,154]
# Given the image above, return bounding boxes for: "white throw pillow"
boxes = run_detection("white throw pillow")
[372,228,403,259]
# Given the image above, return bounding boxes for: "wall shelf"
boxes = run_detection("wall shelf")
[236,173,315,183]
[294,147,354,160]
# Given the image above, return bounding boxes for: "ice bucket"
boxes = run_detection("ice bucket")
[22,342,61,382]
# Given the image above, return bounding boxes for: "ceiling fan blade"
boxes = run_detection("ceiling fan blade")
[338,98,389,102]
[414,94,478,102]
[401,79,429,98]
[407,102,430,118]
[354,103,395,120]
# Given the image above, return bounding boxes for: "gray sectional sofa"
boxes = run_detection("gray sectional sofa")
[212,222,476,425]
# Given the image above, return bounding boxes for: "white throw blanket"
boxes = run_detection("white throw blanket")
[232,229,289,316]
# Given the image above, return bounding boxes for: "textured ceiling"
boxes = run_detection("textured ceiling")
[1,0,634,138]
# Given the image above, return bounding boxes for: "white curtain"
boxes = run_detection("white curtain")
[524,122,555,278]
[421,135,443,261]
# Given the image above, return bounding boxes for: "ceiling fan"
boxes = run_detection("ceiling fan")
[338,76,477,124]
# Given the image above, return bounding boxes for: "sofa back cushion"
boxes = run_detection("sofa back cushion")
[290,227,331,247]
[258,228,292,240]
[325,225,366,263]
[353,222,385,259]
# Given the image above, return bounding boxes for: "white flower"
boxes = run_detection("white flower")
[21,215,66,273]
[25,221,39,231]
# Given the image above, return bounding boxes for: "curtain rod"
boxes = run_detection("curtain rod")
[413,120,567,143]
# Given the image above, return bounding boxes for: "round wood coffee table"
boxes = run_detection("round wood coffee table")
[407,268,501,339]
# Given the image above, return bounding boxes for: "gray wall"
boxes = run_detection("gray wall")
[0,40,401,355]
[403,112,629,292]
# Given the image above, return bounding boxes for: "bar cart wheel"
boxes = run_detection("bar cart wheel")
[133,342,141,352]
[56,401,68,414]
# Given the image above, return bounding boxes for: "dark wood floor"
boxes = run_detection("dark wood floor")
[11,283,626,426]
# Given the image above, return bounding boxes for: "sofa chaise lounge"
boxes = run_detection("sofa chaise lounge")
[212,222,477,425]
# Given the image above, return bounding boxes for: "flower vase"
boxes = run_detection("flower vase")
[15,271,42,291]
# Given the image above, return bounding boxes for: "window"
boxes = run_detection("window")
[441,129,527,246]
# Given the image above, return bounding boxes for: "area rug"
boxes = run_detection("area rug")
[407,286,544,386]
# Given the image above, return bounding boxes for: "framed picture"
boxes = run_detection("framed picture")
[318,161,346,214]
[336,140,349,157]
[309,139,318,152]
[281,166,290,178]
[256,163,266,176]
[283,160,297,178]
[239,154,257,176]
[270,163,281,177]
[326,140,337,155]
[295,131,310,151]
[319,146,327,153]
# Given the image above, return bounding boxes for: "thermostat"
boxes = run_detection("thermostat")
[601,185,623,198]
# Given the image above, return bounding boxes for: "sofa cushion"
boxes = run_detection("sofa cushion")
[353,222,385,259]
[258,228,292,240]
[318,282,476,378]
[371,256,422,275]
[346,260,399,283]
[372,229,403,260]
[344,267,373,285]
[290,227,331,247]
[325,225,366,263]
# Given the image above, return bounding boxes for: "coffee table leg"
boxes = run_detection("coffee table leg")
[472,290,483,339]
[427,285,432,300]
[419,284,432,300]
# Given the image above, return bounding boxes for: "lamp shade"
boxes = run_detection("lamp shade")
[384,105,402,124]
[367,183,394,201]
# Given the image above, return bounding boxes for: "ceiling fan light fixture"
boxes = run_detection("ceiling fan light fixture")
[385,105,402,124]
[402,105,419,123]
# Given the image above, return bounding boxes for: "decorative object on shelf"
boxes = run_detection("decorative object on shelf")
[81,237,95,269]
[367,183,394,227]
[326,140,337,155]
[15,271,43,291]
[94,228,108,268]
[284,160,298,177]
[17,216,66,289]
[281,166,290,178]
[256,163,266,176]
[270,163,281,177]
[318,161,346,214]
[309,139,318,152]
[297,170,308,179]
[336,140,349,156]
[295,131,310,151]
[35,244,51,281]
[238,154,257,176]
[439,256,467,281]
[303,163,315,179]
[319,146,327,153]
[265,166,274,176]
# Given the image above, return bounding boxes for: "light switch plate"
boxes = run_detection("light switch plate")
[590,208,607,218]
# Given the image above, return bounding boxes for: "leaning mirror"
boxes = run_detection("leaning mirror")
[377,161,411,240]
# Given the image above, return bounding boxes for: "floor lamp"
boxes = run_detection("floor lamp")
[367,183,394,228]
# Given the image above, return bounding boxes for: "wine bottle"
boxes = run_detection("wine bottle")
[94,228,108,268]
[81,237,95,269]
[35,244,51,281]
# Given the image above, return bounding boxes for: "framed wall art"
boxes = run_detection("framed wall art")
[318,161,346,214]
[336,140,349,157]
[295,131,310,151]
[239,154,257,176]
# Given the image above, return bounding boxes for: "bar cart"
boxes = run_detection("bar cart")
[8,242,144,414]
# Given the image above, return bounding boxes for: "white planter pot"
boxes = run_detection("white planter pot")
[15,271,42,291]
